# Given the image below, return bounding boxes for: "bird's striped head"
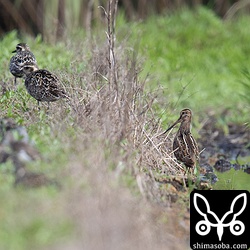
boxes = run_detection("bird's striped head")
[12,43,30,53]
[163,108,193,134]
[22,63,39,76]
[179,108,192,122]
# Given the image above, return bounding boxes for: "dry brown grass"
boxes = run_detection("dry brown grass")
[39,34,191,249]
[0,3,191,249]
[1,38,190,250]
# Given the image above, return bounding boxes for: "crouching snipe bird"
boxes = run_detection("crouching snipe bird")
[163,108,199,174]
[9,43,37,86]
[13,156,59,188]
[22,64,69,108]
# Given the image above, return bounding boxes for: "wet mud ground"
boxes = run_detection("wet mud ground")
[132,116,250,245]
[145,116,250,209]
[198,118,250,180]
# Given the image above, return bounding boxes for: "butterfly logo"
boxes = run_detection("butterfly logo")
[193,193,247,241]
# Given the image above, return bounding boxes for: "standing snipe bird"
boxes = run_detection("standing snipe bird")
[22,64,69,108]
[163,108,199,173]
[9,43,37,85]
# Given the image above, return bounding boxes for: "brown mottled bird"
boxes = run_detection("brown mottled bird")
[163,109,199,173]
[22,64,69,108]
[0,145,10,164]
[13,156,57,188]
[9,139,57,188]
[0,117,18,138]
[0,118,59,188]
[9,43,38,86]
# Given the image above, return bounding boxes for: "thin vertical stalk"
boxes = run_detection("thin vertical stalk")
[107,0,118,93]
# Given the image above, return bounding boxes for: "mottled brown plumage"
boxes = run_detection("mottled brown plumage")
[0,117,18,139]
[23,64,69,107]
[13,156,59,188]
[0,145,10,164]
[9,43,37,85]
[164,109,199,172]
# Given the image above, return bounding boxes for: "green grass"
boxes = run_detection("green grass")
[117,7,250,125]
[0,187,72,250]
[0,6,250,249]
[213,168,250,191]
[0,33,74,247]
[1,31,73,75]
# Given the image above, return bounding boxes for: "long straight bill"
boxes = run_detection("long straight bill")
[161,118,181,136]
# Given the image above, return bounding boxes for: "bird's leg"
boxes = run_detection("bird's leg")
[45,102,50,115]
[189,168,192,175]
[187,167,194,176]
[37,101,40,111]
[184,167,187,176]
[14,77,17,91]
